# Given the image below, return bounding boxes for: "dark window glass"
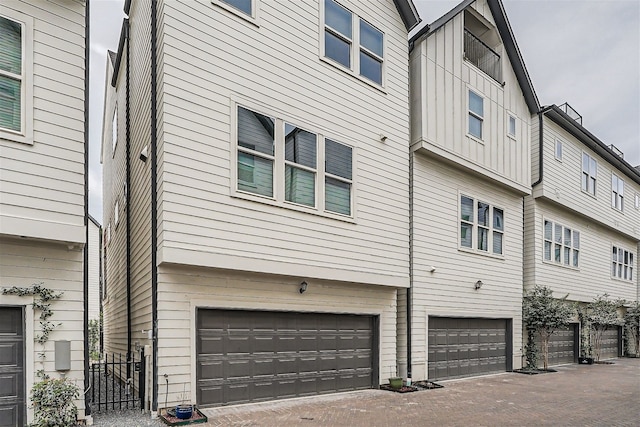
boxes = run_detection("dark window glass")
[359,51,382,84]
[220,0,252,16]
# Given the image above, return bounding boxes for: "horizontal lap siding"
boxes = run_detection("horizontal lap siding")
[157,0,409,285]
[0,0,84,241]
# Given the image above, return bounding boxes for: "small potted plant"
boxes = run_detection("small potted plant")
[388,366,403,390]
[175,384,193,420]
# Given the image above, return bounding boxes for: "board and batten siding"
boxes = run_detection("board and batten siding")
[155,265,397,408]
[535,118,640,242]
[0,0,85,244]
[0,237,86,420]
[410,154,524,380]
[155,0,410,287]
[410,0,530,194]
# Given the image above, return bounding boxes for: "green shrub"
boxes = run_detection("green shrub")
[30,378,79,427]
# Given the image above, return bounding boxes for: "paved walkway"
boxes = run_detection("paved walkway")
[200,358,640,427]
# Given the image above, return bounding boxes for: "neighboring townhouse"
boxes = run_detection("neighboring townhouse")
[524,103,640,364]
[88,215,102,324]
[406,0,539,382]
[0,1,89,425]
[101,0,420,413]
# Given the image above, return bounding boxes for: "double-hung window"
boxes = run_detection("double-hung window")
[323,0,384,85]
[543,220,579,267]
[235,105,353,217]
[555,138,563,161]
[581,152,597,196]
[468,90,483,139]
[612,246,634,281]
[611,173,624,211]
[0,15,23,134]
[460,195,503,255]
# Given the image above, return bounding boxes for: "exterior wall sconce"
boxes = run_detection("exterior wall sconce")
[429,266,436,273]
[299,281,308,294]
[139,145,148,162]
[474,280,483,290]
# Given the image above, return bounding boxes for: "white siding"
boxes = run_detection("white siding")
[88,218,101,321]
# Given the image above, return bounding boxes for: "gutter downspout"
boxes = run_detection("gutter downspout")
[532,111,544,188]
[125,19,132,379]
[83,0,91,417]
[150,0,159,413]
[407,151,413,380]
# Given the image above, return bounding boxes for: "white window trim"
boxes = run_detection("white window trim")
[467,88,484,142]
[230,99,357,222]
[458,192,504,258]
[112,103,118,155]
[319,0,386,91]
[554,138,563,161]
[0,10,34,145]
[611,172,624,212]
[635,192,640,210]
[211,0,260,26]
[611,245,634,282]
[114,199,119,228]
[542,218,580,269]
[506,112,516,140]
[581,151,597,197]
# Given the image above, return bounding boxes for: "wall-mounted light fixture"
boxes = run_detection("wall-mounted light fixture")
[474,280,483,290]
[429,266,436,273]
[139,145,148,162]
[299,281,308,294]
[379,134,387,142]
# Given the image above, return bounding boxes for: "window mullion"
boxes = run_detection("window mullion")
[318,136,326,212]
[353,14,359,73]
[273,119,284,203]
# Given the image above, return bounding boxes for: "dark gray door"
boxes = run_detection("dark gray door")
[598,326,620,359]
[196,309,376,407]
[428,317,509,380]
[541,324,577,366]
[0,307,24,427]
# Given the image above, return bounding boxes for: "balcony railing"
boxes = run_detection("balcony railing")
[464,29,502,83]
[559,102,583,125]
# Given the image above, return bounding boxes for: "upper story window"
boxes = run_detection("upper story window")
[636,193,640,210]
[612,246,634,281]
[468,90,483,139]
[581,152,597,196]
[220,0,252,15]
[213,0,258,23]
[112,104,117,152]
[323,0,384,86]
[235,105,353,217]
[460,195,503,255]
[611,173,624,211]
[0,15,24,135]
[543,219,579,268]
[507,114,516,138]
[114,199,119,227]
[555,138,563,161]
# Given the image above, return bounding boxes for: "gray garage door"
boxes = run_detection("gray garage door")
[428,317,510,380]
[598,326,621,360]
[539,324,577,366]
[0,307,24,427]
[196,309,376,407]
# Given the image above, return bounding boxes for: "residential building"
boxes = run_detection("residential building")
[406,0,538,381]
[0,1,89,425]
[88,215,102,324]
[101,0,420,412]
[524,103,640,363]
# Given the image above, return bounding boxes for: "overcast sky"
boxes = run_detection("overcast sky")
[88,0,640,220]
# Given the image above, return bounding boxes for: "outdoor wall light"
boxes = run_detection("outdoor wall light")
[429,266,436,273]
[299,281,308,294]
[474,280,483,290]
[139,145,148,162]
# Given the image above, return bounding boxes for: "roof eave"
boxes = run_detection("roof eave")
[394,0,422,31]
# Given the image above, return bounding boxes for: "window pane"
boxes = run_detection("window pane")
[469,114,482,138]
[612,246,617,261]
[493,231,503,254]
[554,244,561,262]
[573,250,579,267]
[544,220,552,240]
[359,51,382,84]
[325,139,352,179]
[555,140,562,159]
[237,152,273,197]
[573,231,580,249]
[582,173,588,192]
[359,19,383,57]
[477,202,489,226]
[508,116,516,136]
[624,266,628,280]
[285,124,316,168]
[564,228,571,246]
[590,158,597,176]
[0,17,22,74]
[460,223,472,248]
[285,165,315,207]
[0,75,21,132]
[325,177,351,215]
[544,241,551,260]
[582,153,589,172]
[563,247,570,265]
[469,91,483,116]
[493,208,503,231]
[325,30,351,67]
[554,224,562,243]
[589,176,596,194]
[618,249,624,262]
[461,196,473,221]
[612,262,616,276]
[624,250,629,264]
[238,107,274,155]
[220,0,252,15]
[325,0,352,38]
[478,227,488,251]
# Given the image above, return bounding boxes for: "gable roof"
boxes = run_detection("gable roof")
[409,0,539,114]
[394,0,421,31]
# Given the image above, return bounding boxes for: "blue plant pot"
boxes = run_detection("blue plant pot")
[175,404,193,419]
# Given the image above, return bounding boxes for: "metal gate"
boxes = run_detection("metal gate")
[89,350,145,412]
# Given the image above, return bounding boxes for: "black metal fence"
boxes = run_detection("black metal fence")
[464,29,502,83]
[89,350,145,413]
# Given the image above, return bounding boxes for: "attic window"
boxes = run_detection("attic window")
[463,10,502,83]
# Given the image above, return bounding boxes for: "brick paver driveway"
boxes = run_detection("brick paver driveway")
[201,358,639,426]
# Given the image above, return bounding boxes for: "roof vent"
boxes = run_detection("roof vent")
[609,144,624,159]
[559,103,582,125]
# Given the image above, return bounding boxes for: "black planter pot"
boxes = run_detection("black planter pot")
[578,357,594,365]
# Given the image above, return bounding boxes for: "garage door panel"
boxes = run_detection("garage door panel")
[599,327,620,359]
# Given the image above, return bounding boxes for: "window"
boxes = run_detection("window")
[105,222,111,245]
[112,104,117,152]
[543,220,579,267]
[612,246,634,281]
[636,193,640,210]
[460,195,503,255]
[468,90,483,139]
[235,105,353,217]
[114,200,119,227]
[581,152,597,196]
[611,173,624,211]
[220,0,252,15]
[507,114,516,138]
[555,138,563,161]
[323,0,384,85]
